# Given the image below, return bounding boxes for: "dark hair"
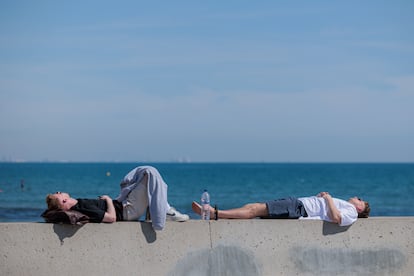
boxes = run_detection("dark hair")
[358,201,370,218]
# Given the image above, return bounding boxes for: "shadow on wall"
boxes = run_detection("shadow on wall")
[169,245,261,276]
[52,224,83,245]
[140,221,157,243]
[291,246,406,275]
[51,221,158,245]
[322,221,351,235]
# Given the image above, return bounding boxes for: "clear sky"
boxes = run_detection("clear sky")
[0,1,413,162]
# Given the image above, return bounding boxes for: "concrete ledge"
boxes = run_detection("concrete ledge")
[1,218,413,276]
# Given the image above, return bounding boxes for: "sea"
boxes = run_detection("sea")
[1,162,413,222]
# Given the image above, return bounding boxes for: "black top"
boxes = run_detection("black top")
[71,199,123,223]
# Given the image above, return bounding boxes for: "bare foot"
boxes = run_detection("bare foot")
[192,201,202,215]
[192,201,214,219]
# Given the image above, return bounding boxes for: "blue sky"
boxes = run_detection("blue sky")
[0,1,413,162]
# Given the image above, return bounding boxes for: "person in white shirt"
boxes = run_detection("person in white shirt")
[192,192,370,226]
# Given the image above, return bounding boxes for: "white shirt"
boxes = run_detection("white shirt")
[298,196,358,226]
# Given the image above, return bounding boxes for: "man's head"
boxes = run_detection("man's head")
[348,197,370,218]
[46,192,74,211]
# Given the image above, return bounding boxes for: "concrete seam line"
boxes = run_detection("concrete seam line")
[209,221,213,249]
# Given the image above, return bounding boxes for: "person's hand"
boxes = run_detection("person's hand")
[317,192,330,198]
[317,191,341,224]
[100,195,116,223]
[99,195,112,201]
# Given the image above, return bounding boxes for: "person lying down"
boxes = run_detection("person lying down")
[192,192,370,226]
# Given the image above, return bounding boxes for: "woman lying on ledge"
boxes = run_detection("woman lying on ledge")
[42,166,189,231]
[192,192,370,226]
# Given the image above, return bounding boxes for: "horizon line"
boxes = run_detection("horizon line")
[1,160,413,164]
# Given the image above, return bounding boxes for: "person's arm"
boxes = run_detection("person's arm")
[100,195,117,223]
[318,192,341,224]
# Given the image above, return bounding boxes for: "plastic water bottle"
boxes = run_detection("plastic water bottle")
[201,189,210,220]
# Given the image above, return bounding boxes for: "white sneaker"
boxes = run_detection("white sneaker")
[167,207,189,222]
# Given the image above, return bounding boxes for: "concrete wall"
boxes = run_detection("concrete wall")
[1,218,413,276]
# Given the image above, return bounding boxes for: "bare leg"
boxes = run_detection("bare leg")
[192,201,268,219]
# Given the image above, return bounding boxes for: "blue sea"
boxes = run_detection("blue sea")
[1,162,413,222]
